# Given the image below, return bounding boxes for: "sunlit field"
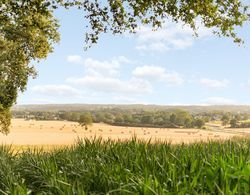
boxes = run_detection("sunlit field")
[0,119,242,148]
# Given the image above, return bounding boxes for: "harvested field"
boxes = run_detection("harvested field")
[0,119,241,146]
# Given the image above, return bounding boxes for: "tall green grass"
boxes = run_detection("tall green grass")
[0,138,249,194]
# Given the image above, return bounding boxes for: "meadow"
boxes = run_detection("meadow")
[0,138,250,194]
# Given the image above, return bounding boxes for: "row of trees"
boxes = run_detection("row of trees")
[13,109,206,129]
[215,113,250,128]
[107,110,205,128]
[230,118,250,128]
[14,109,250,129]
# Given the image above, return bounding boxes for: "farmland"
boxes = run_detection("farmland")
[0,119,243,147]
[0,118,249,194]
[0,138,250,194]
[1,0,249,193]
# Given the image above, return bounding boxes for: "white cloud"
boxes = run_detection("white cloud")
[113,56,132,64]
[67,76,152,94]
[32,85,81,97]
[132,65,184,86]
[67,55,83,64]
[65,56,151,97]
[134,21,211,52]
[84,58,119,70]
[133,66,165,80]
[136,42,169,52]
[84,58,120,77]
[200,78,230,89]
[202,97,236,105]
[64,56,182,101]
[83,56,131,77]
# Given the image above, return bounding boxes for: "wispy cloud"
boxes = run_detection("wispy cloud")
[67,76,152,94]
[134,20,212,52]
[84,57,120,77]
[200,78,230,89]
[132,65,184,86]
[32,85,82,97]
[202,97,236,105]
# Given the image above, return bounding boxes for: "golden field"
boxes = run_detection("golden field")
[0,119,246,147]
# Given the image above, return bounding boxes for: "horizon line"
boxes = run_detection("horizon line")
[14,103,250,107]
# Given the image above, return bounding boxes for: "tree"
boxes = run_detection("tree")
[114,114,124,123]
[80,0,249,47]
[170,113,177,125]
[193,118,205,129]
[184,118,192,128]
[0,0,60,133]
[70,112,80,122]
[123,114,133,123]
[60,112,71,121]
[230,118,238,128]
[103,113,114,123]
[221,114,230,126]
[234,114,242,121]
[1,0,249,133]
[79,113,93,130]
[141,114,154,124]
[174,110,191,126]
[95,112,105,122]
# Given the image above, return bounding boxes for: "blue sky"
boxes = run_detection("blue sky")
[17,6,250,105]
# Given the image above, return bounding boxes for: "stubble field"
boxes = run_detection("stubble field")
[0,119,243,146]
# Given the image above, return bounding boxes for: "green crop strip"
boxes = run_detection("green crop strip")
[0,138,249,194]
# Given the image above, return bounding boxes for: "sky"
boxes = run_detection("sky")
[17,5,250,106]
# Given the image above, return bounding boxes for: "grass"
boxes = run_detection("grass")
[0,138,250,194]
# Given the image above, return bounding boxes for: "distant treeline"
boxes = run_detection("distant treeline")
[232,122,250,128]
[13,104,250,114]
[12,108,250,129]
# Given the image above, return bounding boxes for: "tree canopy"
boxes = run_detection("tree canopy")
[79,113,93,129]
[0,0,60,133]
[0,0,249,133]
